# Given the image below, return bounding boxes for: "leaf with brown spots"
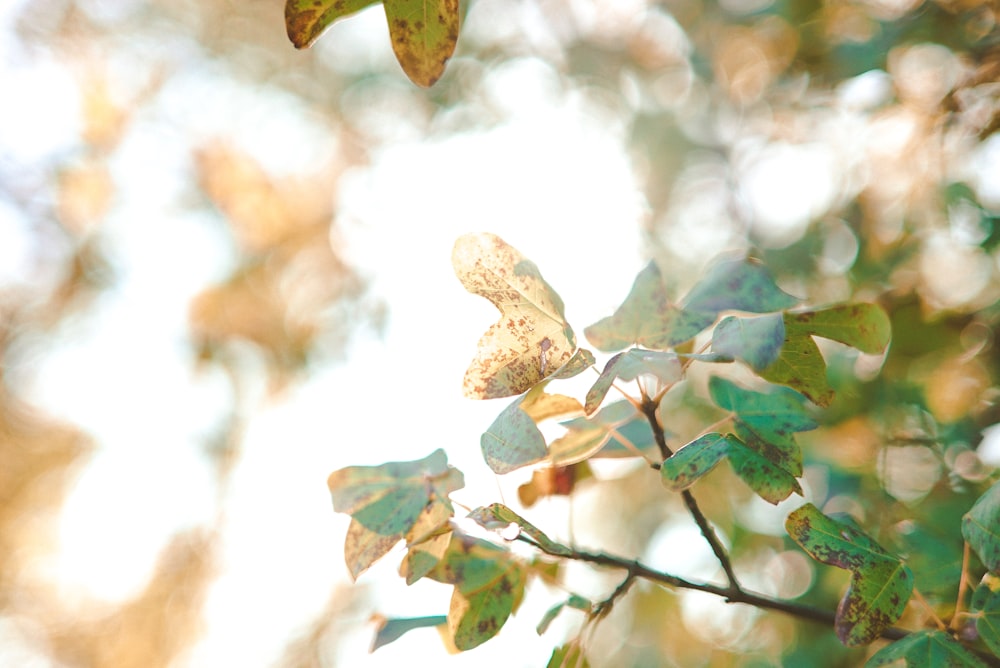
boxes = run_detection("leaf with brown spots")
[760,304,891,407]
[454,233,576,400]
[425,534,527,650]
[284,0,381,49]
[786,504,913,646]
[660,432,802,504]
[328,449,463,579]
[384,0,460,87]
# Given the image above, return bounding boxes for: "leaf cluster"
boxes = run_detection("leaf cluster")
[324,234,1000,665]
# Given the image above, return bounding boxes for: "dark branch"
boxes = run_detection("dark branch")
[640,396,741,592]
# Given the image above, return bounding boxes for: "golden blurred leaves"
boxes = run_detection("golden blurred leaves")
[191,142,375,382]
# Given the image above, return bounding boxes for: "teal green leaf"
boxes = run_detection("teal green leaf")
[427,534,527,650]
[285,0,380,48]
[787,303,891,354]
[682,256,799,315]
[786,504,913,646]
[585,349,681,415]
[328,449,463,579]
[383,0,459,87]
[865,630,987,667]
[660,433,734,491]
[481,394,548,474]
[661,432,801,503]
[467,503,573,557]
[537,595,592,635]
[971,573,1000,657]
[709,376,815,477]
[713,313,786,371]
[584,262,713,352]
[963,480,1000,572]
[371,615,448,652]
[453,233,576,399]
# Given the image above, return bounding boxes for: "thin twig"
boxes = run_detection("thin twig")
[949,541,972,632]
[639,396,741,593]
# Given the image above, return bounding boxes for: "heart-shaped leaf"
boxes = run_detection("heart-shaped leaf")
[682,256,800,315]
[454,233,576,399]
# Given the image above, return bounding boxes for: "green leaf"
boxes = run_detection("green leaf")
[709,376,815,477]
[786,504,913,646]
[328,449,464,579]
[660,433,735,491]
[467,503,573,557]
[370,615,448,652]
[399,530,452,584]
[682,256,800,315]
[660,432,802,504]
[584,349,681,415]
[787,303,891,354]
[865,630,987,667]
[427,534,527,650]
[284,0,380,48]
[453,233,576,399]
[547,642,590,668]
[726,441,803,504]
[760,304,891,407]
[971,573,1000,657]
[537,595,592,635]
[584,262,713,352]
[481,394,548,474]
[759,320,835,407]
[384,0,459,87]
[963,480,1000,572]
[712,314,786,371]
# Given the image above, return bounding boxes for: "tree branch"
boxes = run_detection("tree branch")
[639,396,741,593]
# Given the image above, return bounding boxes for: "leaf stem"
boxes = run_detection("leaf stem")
[639,396,741,593]
[949,541,972,632]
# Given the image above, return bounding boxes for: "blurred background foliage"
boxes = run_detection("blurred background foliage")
[1,0,999,666]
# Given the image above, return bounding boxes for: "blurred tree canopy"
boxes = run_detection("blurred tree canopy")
[1,0,999,666]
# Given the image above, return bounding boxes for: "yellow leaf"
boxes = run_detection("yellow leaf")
[453,233,576,399]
